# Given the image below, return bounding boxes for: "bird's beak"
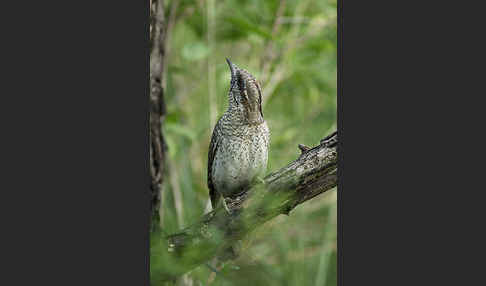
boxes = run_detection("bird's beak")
[226,58,237,81]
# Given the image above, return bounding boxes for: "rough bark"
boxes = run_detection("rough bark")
[155,131,338,281]
[150,0,167,228]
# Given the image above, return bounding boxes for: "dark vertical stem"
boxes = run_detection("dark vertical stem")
[150,0,167,230]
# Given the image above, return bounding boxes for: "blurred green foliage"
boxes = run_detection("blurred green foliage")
[152,0,337,285]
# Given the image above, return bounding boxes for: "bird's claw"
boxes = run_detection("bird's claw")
[222,198,232,215]
[255,176,265,185]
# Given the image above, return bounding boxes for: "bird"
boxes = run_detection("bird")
[208,58,270,214]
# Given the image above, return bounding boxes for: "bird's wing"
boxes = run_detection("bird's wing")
[208,119,222,209]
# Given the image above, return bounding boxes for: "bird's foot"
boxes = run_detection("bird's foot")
[250,176,265,188]
[222,198,232,215]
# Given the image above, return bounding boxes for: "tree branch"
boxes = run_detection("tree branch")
[150,0,167,229]
[154,131,338,281]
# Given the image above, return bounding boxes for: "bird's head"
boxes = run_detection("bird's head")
[226,58,264,125]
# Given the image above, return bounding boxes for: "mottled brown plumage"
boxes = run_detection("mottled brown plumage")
[208,59,270,212]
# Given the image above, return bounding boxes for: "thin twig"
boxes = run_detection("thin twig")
[260,0,287,85]
[262,0,310,105]
[262,12,336,107]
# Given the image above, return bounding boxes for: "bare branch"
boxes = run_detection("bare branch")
[260,0,287,85]
[150,0,167,228]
